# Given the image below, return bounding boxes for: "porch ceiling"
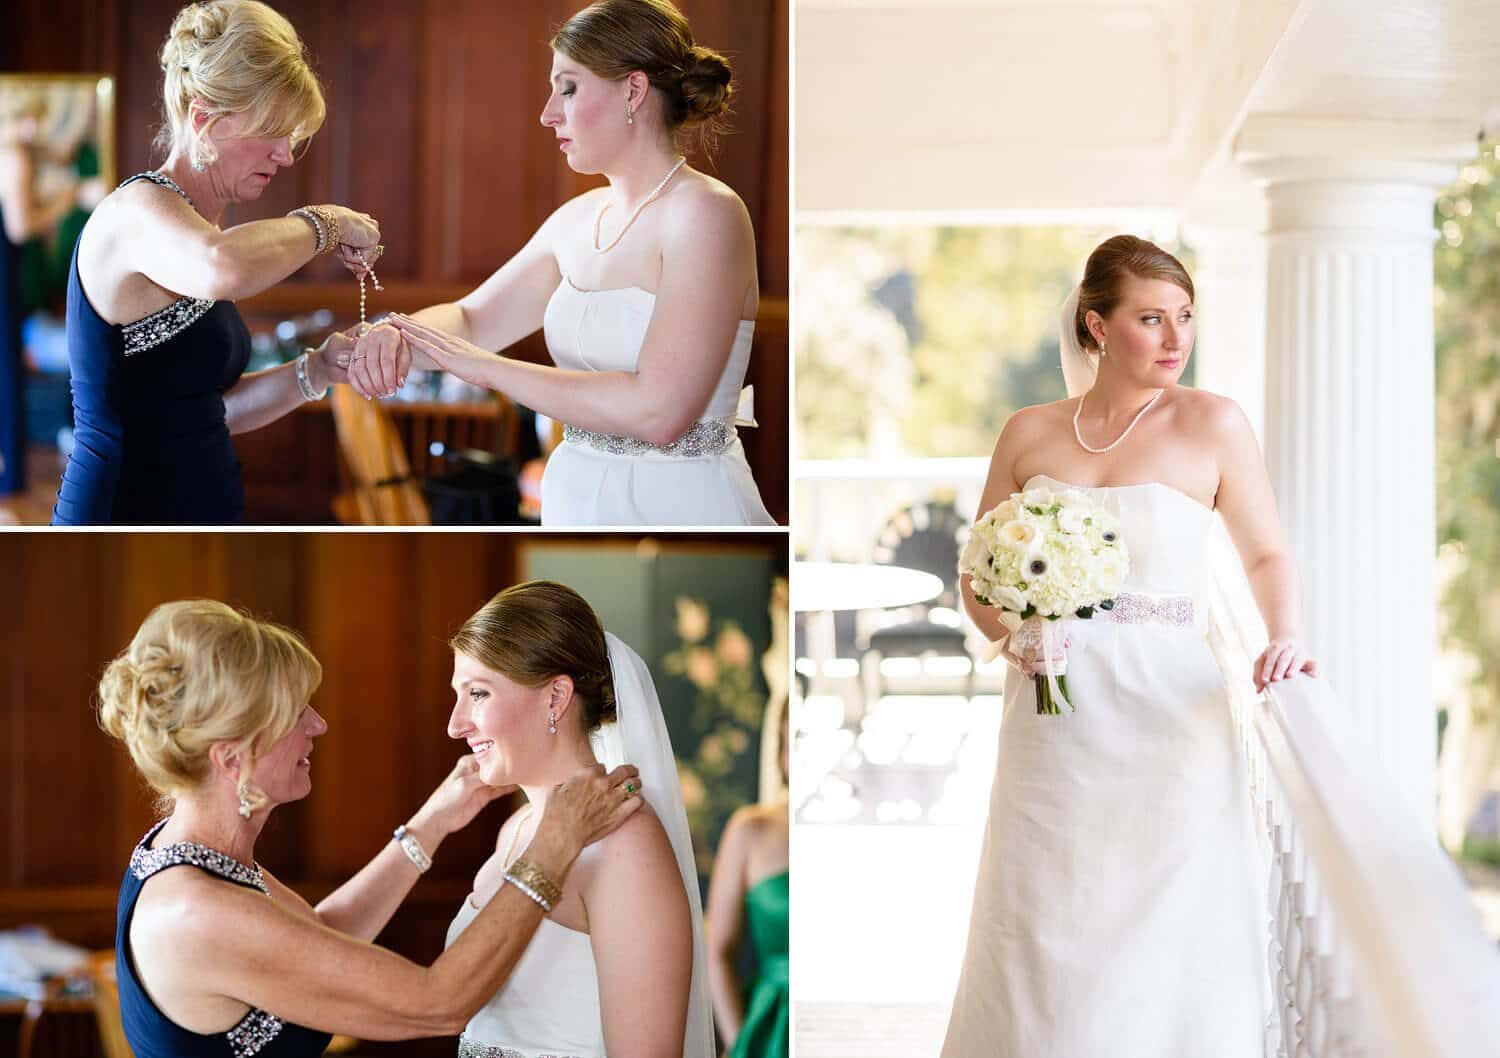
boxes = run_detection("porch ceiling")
[795,0,1500,214]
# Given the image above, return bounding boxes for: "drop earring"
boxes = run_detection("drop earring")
[237,784,252,819]
[625,105,634,126]
[548,710,557,734]
[190,143,207,172]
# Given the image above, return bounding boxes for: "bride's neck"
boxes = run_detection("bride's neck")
[604,138,683,205]
[1083,371,1166,420]
[519,732,600,814]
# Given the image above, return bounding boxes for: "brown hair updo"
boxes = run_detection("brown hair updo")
[156,0,326,163]
[552,0,733,149]
[1074,235,1195,351]
[450,581,618,731]
[97,600,321,811]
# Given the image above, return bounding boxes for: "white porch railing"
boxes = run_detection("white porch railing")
[1203,523,1500,1057]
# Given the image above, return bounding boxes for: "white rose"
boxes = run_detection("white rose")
[993,585,1027,612]
[958,531,987,574]
[992,498,1019,523]
[1096,555,1125,594]
[1000,519,1038,550]
[997,609,1025,634]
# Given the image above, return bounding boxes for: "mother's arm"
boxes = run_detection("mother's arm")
[587,811,694,1058]
[262,755,508,942]
[1209,395,1318,690]
[389,190,756,445]
[143,764,641,1040]
[119,187,376,303]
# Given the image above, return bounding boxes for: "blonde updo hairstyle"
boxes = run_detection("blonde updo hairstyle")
[1074,235,1195,352]
[450,581,618,733]
[552,0,734,153]
[98,600,322,813]
[156,0,326,166]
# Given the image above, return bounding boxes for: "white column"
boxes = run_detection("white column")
[1242,141,1462,820]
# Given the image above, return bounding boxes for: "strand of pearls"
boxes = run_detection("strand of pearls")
[1072,389,1164,454]
[592,156,687,254]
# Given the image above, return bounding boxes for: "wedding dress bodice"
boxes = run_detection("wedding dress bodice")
[542,277,755,422]
[1022,474,1213,598]
[445,896,605,1058]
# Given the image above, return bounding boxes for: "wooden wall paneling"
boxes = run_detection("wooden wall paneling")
[0,539,22,889]
[761,0,789,297]
[16,537,121,887]
[2,0,118,73]
[299,533,420,880]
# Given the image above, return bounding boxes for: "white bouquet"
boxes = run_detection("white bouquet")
[959,485,1130,714]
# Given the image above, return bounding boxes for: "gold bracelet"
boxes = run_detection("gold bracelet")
[288,205,340,255]
[504,858,562,911]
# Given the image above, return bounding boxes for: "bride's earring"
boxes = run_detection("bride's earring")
[237,783,252,819]
[190,142,207,172]
[625,105,635,126]
[548,710,557,735]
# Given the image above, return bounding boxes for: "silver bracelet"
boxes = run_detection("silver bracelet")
[501,873,553,913]
[393,824,432,873]
[295,351,327,402]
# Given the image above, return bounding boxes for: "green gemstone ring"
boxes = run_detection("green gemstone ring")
[625,782,638,795]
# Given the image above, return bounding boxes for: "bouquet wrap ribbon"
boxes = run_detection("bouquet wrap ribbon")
[1013,616,1074,713]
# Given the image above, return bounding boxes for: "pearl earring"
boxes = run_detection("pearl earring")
[548,710,557,734]
[626,106,634,126]
[237,785,252,819]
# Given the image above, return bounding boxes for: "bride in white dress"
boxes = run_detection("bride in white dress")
[352,0,774,527]
[443,580,714,1058]
[943,235,1318,1058]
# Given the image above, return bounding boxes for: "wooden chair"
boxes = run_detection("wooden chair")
[86,951,129,1058]
[328,387,430,525]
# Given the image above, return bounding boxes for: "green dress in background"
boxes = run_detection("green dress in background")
[729,870,789,1058]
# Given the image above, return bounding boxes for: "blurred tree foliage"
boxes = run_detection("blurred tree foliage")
[1435,149,1500,739]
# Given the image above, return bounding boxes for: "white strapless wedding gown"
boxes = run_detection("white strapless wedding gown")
[446,897,606,1058]
[942,475,1269,1058]
[539,277,775,526]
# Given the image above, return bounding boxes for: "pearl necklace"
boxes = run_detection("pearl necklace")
[357,249,383,326]
[592,156,687,254]
[1073,389,1164,454]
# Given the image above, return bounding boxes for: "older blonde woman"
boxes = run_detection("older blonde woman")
[52,0,401,526]
[99,599,641,1058]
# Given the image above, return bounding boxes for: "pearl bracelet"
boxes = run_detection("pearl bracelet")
[393,824,433,873]
[295,351,327,402]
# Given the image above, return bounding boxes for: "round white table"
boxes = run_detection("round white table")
[792,561,944,613]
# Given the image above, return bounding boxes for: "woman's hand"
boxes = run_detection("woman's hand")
[307,329,358,392]
[409,755,512,839]
[346,322,411,399]
[326,204,380,253]
[388,313,496,387]
[1252,637,1318,693]
[537,763,644,854]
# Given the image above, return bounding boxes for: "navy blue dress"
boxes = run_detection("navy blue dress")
[118,820,334,1058]
[0,200,25,495]
[52,171,250,525]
